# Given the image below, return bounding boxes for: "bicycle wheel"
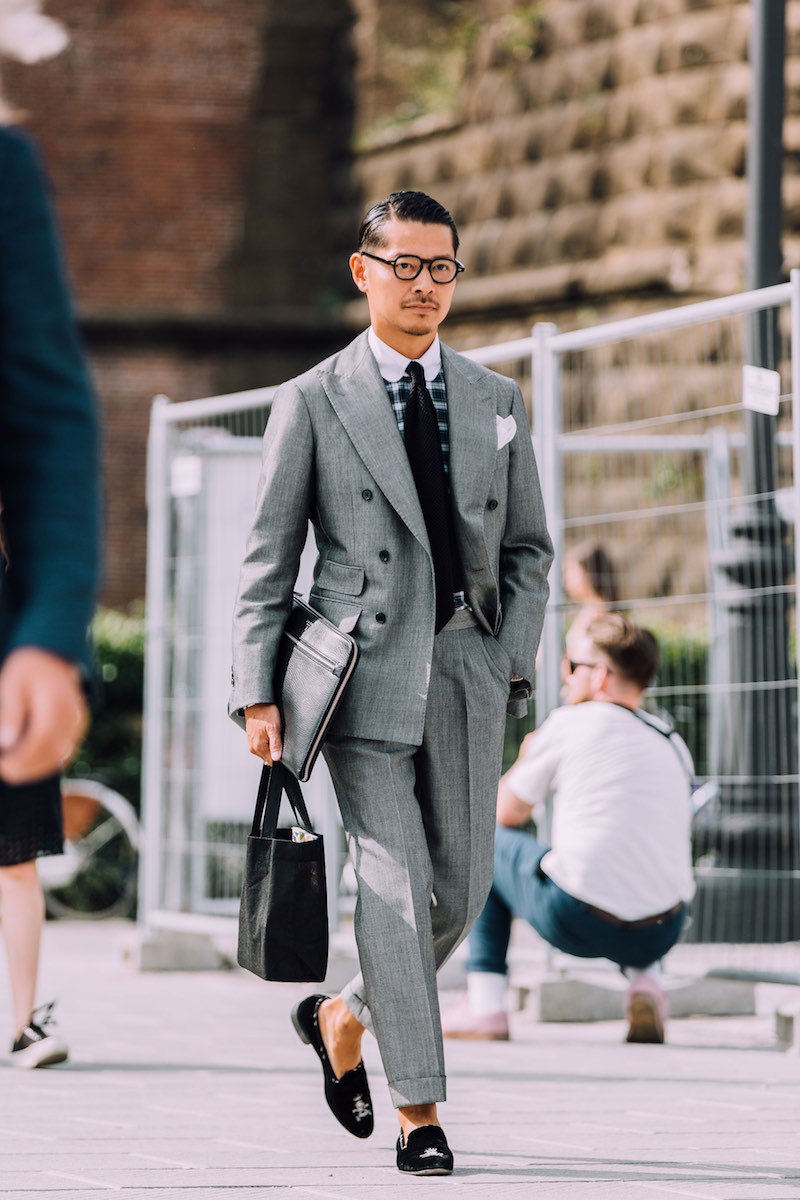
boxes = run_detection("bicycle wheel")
[39,779,140,920]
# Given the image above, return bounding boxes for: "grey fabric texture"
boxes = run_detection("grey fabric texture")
[229,330,553,743]
[229,329,552,1110]
[324,618,508,1108]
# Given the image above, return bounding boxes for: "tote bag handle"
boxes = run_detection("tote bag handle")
[251,761,314,839]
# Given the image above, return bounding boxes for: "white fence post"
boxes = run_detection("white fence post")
[790,267,800,867]
[139,395,172,926]
[533,321,563,722]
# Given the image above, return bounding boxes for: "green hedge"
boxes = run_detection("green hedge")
[503,701,537,772]
[650,626,709,776]
[70,607,145,811]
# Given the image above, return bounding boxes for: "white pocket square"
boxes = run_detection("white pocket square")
[496,414,517,450]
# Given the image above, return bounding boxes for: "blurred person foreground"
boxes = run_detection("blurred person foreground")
[0,125,101,1067]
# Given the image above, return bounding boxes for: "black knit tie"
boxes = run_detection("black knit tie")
[404,361,457,633]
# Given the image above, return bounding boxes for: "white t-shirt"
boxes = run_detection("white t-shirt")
[506,701,696,921]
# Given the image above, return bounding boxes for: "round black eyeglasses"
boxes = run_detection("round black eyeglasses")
[360,250,465,284]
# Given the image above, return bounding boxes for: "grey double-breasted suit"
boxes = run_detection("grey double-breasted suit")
[231,329,552,1107]
[231,330,551,732]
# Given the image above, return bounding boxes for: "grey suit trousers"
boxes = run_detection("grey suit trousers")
[322,613,509,1108]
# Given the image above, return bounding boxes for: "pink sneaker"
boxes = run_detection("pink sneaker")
[625,974,668,1044]
[441,993,510,1041]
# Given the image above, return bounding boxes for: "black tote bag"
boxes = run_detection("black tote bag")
[237,761,328,983]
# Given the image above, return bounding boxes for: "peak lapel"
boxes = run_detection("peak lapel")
[320,335,430,551]
[443,346,496,519]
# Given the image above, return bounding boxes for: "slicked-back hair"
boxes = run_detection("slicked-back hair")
[585,612,659,691]
[358,191,459,254]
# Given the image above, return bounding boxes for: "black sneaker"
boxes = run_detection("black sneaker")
[10,1001,69,1069]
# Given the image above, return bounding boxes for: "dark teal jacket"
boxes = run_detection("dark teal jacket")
[0,127,100,669]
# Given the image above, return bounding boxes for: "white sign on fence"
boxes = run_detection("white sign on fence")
[742,364,781,415]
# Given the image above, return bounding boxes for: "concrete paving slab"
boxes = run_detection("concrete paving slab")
[519,972,757,1022]
[0,920,799,1198]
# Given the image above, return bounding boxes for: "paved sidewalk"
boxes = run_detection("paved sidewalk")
[1,920,799,1199]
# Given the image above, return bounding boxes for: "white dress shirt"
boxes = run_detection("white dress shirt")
[367,328,442,383]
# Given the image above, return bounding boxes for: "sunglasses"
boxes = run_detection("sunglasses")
[565,659,610,675]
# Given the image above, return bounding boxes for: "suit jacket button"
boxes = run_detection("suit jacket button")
[379,549,390,562]
[375,611,387,624]
[487,498,498,510]
[362,488,373,501]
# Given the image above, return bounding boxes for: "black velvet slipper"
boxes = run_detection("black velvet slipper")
[290,993,374,1139]
[396,1125,454,1176]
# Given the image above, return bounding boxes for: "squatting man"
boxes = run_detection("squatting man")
[444,612,695,1046]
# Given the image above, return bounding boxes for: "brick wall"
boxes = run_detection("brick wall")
[7,2,266,315]
[4,0,357,605]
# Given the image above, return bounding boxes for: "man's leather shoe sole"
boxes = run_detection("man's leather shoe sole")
[396,1125,453,1176]
[291,993,374,1138]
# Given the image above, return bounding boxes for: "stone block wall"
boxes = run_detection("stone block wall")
[351,0,800,617]
[354,0,800,347]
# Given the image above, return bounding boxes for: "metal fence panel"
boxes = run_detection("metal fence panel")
[141,283,800,978]
[140,358,539,939]
[141,392,304,929]
[540,278,800,969]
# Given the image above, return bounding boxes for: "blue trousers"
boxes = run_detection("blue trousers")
[466,826,686,975]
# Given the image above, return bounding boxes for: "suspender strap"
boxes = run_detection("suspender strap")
[626,706,694,781]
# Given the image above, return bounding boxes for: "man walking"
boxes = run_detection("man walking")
[230,191,552,1174]
[443,612,696,1046]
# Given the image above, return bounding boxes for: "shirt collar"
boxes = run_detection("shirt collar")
[368,328,442,384]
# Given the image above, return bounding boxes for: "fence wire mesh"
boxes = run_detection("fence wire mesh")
[143,392,279,925]
[541,284,800,973]
[142,282,800,979]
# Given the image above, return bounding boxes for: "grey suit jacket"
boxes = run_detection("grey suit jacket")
[230,330,553,745]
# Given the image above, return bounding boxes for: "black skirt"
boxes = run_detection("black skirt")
[0,774,63,866]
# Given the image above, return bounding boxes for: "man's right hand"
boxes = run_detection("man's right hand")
[244,703,283,764]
